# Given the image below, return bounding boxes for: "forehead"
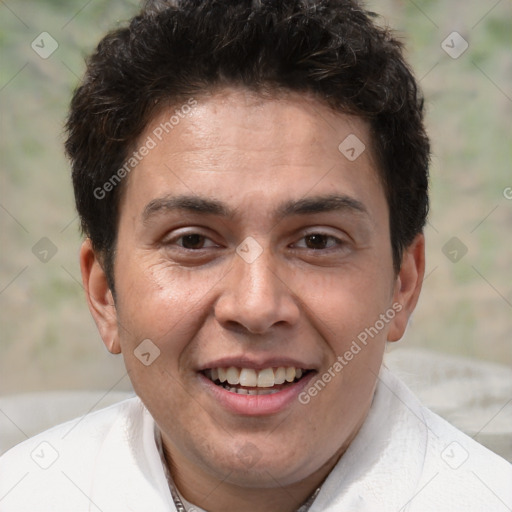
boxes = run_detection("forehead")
[120,88,385,220]
[150,89,375,166]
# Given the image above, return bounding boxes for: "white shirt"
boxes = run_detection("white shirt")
[0,366,510,511]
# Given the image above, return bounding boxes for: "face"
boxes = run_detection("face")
[82,89,424,494]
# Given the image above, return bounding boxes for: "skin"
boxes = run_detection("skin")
[81,88,425,512]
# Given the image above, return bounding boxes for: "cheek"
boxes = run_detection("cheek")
[287,261,395,348]
[113,258,229,382]
[113,262,214,411]
[116,257,216,329]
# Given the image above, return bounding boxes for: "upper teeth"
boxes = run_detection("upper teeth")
[207,367,304,388]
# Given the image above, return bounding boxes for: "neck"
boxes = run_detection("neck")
[162,441,347,512]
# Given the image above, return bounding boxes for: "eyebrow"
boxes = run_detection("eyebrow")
[276,194,368,218]
[142,195,232,224]
[142,193,368,224]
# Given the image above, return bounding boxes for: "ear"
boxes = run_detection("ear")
[387,233,425,342]
[80,239,121,354]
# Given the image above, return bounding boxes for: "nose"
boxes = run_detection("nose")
[214,246,300,335]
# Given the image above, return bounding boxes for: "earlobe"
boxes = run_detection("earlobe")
[79,239,121,354]
[387,234,425,342]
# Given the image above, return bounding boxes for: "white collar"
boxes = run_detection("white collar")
[308,365,428,511]
[88,366,427,512]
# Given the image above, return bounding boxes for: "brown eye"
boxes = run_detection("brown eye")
[304,234,331,250]
[180,234,206,249]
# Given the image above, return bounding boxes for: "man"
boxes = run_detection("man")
[0,1,510,511]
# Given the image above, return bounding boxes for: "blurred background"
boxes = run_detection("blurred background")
[0,1,511,398]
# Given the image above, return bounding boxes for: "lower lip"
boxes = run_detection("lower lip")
[198,372,316,416]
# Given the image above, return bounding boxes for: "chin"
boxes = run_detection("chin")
[200,442,321,488]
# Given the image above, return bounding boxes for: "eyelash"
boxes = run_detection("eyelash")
[174,232,217,251]
[165,231,345,251]
[292,233,344,250]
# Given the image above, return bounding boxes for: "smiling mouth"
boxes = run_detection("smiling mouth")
[202,366,313,396]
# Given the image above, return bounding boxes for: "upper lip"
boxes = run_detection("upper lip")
[197,357,318,372]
